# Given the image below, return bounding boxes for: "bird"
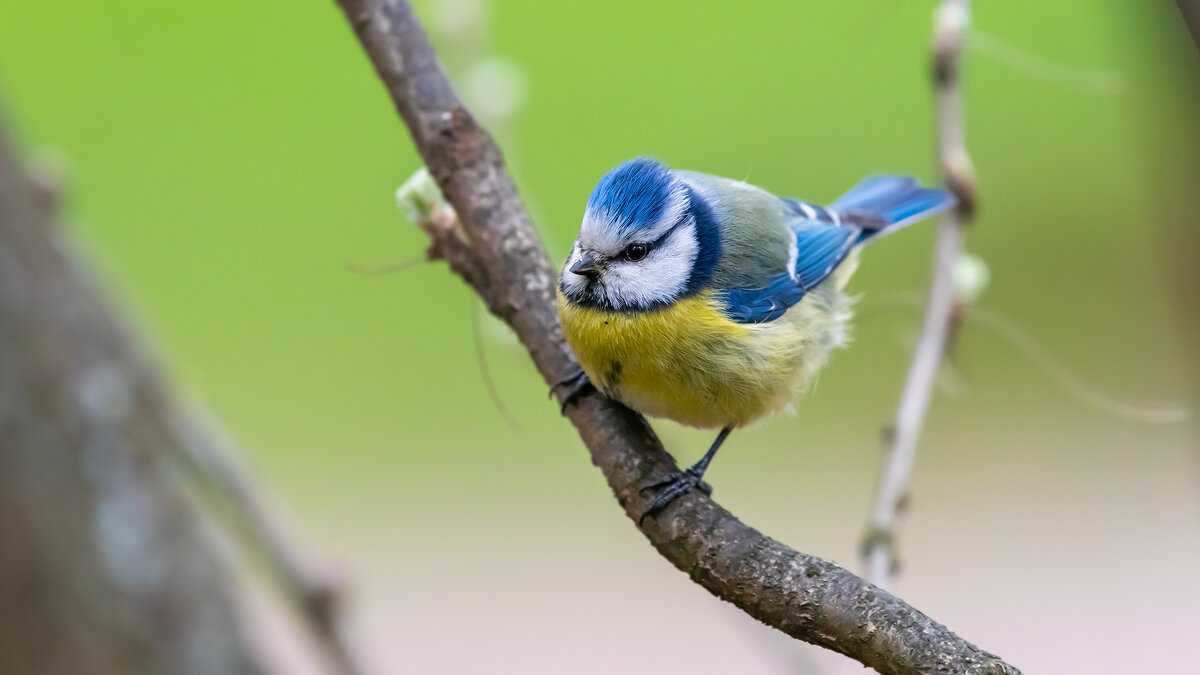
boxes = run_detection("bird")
[556,157,954,524]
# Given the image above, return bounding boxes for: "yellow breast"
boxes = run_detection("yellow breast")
[557,289,843,429]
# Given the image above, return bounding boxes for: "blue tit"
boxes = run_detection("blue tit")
[556,157,954,522]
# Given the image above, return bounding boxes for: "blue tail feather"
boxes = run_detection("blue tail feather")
[831,175,955,243]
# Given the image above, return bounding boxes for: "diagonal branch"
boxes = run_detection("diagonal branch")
[169,412,365,675]
[863,0,978,590]
[1176,0,1200,51]
[334,1,1017,673]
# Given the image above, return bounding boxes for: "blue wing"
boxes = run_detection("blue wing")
[718,216,860,324]
[718,176,953,324]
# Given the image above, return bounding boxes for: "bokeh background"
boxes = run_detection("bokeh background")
[2,1,1198,673]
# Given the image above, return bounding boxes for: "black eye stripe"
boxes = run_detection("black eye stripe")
[640,212,692,251]
[614,209,693,262]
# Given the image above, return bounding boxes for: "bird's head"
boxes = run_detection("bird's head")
[561,157,719,312]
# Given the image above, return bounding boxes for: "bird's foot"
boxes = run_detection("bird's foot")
[638,467,713,525]
[550,367,594,415]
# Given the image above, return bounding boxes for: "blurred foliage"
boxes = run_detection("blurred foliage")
[0,0,1194,521]
[2,3,1199,672]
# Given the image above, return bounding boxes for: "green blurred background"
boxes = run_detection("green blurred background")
[2,1,1198,672]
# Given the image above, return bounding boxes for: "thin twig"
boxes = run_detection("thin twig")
[863,0,977,589]
[335,1,1018,673]
[862,291,1192,425]
[969,30,1125,95]
[470,297,522,431]
[169,412,367,675]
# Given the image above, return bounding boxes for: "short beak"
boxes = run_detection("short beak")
[569,254,601,278]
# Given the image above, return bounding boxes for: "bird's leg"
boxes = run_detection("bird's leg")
[550,366,594,414]
[639,427,733,525]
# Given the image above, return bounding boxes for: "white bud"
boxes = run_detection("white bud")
[953,252,990,304]
[395,167,450,224]
[463,57,529,121]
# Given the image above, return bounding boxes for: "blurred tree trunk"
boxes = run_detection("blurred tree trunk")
[0,122,266,674]
[1149,3,1200,403]
[1177,0,1200,49]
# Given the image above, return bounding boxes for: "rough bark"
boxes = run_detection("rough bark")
[334,1,1021,673]
[0,124,265,674]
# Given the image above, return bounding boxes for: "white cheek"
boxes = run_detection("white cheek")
[601,222,698,308]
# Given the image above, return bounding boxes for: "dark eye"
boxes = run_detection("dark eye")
[624,243,649,262]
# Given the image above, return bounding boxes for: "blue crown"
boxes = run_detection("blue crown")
[585,157,674,235]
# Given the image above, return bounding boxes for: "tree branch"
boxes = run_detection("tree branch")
[0,118,367,675]
[170,412,366,675]
[334,1,1017,673]
[863,0,978,590]
[1176,0,1200,51]
[0,120,266,675]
